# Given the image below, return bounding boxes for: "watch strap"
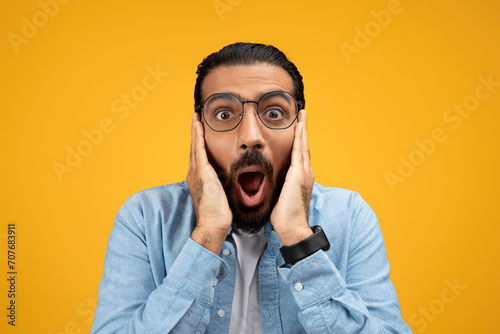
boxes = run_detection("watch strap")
[279,225,330,265]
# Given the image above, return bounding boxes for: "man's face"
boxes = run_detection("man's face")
[201,63,297,233]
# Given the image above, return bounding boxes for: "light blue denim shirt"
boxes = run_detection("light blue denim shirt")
[91,181,412,333]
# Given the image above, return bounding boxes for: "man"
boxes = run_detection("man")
[91,43,412,333]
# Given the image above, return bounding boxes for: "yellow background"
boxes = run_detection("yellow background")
[1,0,499,332]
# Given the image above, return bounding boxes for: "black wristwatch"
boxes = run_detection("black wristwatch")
[279,225,330,265]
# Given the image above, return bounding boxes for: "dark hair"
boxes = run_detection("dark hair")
[194,42,305,111]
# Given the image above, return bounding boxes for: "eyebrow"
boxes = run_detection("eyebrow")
[259,90,293,102]
[211,90,292,102]
[208,93,239,101]
[210,92,245,101]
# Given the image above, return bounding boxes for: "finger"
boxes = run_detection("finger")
[297,108,306,123]
[189,113,196,161]
[300,110,311,168]
[190,113,198,164]
[291,119,304,167]
[192,113,210,166]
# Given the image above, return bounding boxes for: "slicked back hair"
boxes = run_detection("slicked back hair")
[194,42,305,112]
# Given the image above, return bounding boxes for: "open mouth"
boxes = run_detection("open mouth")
[238,171,265,207]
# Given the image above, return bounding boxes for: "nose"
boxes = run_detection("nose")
[237,102,265,150]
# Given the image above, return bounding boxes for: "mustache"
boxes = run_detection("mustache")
[229,150,273,177]
[217,150,273,189]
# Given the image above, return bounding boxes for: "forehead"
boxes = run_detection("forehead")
[201,63,294,101]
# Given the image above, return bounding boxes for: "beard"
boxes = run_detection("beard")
[216,150,289,234]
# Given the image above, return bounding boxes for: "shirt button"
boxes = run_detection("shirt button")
[212,279,218,287]
[222,249,231,256]
[217,309,225,318]
[294,283,303,291]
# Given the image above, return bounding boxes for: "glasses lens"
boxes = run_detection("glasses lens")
[203,93,242,131]
[258,91,297,129]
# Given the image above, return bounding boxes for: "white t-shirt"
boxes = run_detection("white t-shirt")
[228,228,267,334]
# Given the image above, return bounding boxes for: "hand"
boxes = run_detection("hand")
[270,110,315,246]
[187,113,232,255]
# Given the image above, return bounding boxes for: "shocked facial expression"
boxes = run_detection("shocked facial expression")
[200,63,297,233]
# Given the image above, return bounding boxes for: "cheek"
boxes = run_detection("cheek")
[268,131,294,172]
[203,128,236,172]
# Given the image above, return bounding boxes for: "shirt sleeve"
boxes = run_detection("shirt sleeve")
[278,199,413,333]
[90,201,228,334]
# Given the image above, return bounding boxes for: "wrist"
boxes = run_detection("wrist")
[278,225,314,247]
[191,224,229,255]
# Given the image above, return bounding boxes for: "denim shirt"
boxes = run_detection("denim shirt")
[91,182,412,333]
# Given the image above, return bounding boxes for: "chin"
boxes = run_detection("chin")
[231,198,274,234]
[216,149,290,234]
[229,175,283,234]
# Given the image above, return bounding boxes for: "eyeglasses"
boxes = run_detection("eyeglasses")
[197,91,303,132]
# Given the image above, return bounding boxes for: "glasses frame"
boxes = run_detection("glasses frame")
[196,91,303,132]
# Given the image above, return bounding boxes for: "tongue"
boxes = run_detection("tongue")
[239,172,264,195]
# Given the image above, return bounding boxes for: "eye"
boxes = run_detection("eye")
[262,108,285,120]
[214,110,236,121]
